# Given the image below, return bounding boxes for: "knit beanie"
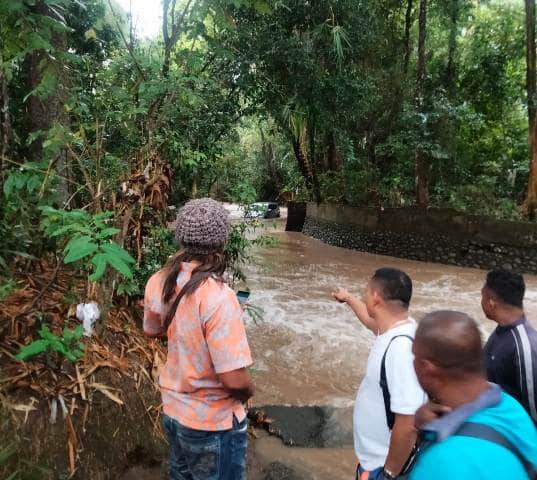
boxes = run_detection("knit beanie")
[174,198,230,254]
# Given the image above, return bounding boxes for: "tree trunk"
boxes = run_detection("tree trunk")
[25,1,70,200]
[260,128,278,182]
[161,0,194,78]
[445,0,459,98]
[415,0,429,208]
[404,0,414,74]
[325,131,341,171]
[0,60,11,189]
[292,138,313,188]
[525,0,537,216]
[308,121,322,204]
[161,0,174,78]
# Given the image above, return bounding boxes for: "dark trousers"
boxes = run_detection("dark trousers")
[162,414,248,480]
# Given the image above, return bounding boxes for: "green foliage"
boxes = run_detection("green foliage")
[0,0,535,319]
[318,171,345,204]
[225,220,275,285]
[1,165,46,269]
[0,278,17,301]
[0,438,51,480]
[204,0,531,215]
[40,207,135,282]
[0,444,16,467]
[231,182,257,205]
[3,162,48,198]
[129,227,178,297]
[16,324,85,363]
[437,181,523,220]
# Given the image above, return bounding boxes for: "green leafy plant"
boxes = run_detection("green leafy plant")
[40,207,135,282]
[244,303,264,324]
[0,443,17,480]
[126,227,179,297]
[0,279,17,301]
[16,324,85,363]
[225,220,276,286]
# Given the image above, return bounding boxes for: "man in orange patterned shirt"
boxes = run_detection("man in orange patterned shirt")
[144,198,254,480]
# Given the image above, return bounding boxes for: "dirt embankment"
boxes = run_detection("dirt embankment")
[0,261,167,479]
[1,261,356,480]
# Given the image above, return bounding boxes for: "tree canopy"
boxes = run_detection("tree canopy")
[1,0,536,293]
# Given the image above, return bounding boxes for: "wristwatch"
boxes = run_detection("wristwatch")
[382,468,397,480]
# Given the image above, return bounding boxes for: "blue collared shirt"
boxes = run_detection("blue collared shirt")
[410,385,537,480]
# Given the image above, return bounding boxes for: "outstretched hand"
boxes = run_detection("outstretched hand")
[332,287,351,303]
[414,401,452,429]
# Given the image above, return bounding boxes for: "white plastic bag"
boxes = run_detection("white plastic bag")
[76,302,101,336]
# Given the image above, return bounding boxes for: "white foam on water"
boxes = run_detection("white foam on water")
[243,232,537,406]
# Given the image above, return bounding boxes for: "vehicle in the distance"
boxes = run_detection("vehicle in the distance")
[244,202,280,219]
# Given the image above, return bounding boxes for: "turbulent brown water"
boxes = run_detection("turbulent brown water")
[125,214,537,479]
[244,223,537,408]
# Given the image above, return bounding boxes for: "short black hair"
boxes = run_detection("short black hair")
[371,267,412,308]
[485,269,525,308]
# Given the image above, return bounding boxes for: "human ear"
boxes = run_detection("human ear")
[372,289,382,307]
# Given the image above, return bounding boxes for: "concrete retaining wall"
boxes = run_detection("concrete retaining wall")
[301,204,537,273]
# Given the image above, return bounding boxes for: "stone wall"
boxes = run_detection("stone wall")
[302,204,537,274]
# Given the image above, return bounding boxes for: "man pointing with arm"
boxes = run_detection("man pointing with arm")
[334,268,426,480]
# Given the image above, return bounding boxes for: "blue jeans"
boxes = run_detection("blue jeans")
[162,414,248,480]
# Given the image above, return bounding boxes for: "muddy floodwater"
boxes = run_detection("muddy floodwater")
[245,225,537,408]
[125,216,537,479]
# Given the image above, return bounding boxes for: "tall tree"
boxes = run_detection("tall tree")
[404,0,414,74]
[162,0,195,78]
[0,55,10,189]
[415,0,429,207]
[525,0,537,215]
[24,1,71,200]
[445,0,459,98]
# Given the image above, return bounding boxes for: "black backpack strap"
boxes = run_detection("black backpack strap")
[380,334,414,430]
[456,422,537,479]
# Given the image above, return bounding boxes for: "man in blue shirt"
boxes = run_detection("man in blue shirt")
[482,269,537,423]
[410,310,537,479]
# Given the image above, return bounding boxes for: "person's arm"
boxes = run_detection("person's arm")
[332,287,377,332]
[511,333,536,418]
[144,328,166,338]
[384,414,417,476]
[414,401,452,429]
[383,337,427,476]
[143,276,166,337]
[205,287,254,401]
[218,368,255,403]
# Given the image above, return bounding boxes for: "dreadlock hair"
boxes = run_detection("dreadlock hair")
[161,249,227,332]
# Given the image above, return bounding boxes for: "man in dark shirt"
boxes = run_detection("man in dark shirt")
[481,269,537,424]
